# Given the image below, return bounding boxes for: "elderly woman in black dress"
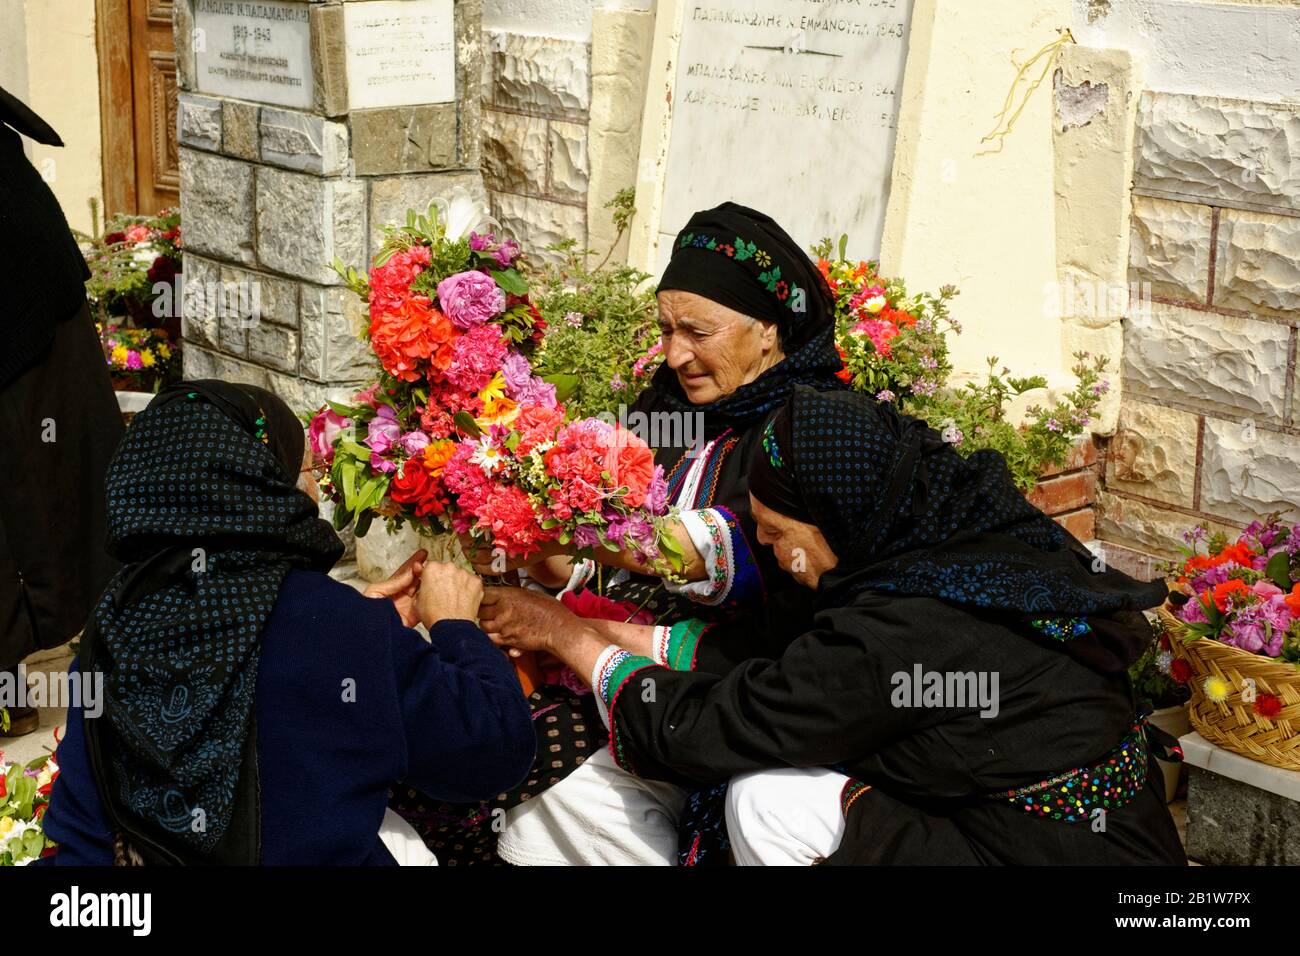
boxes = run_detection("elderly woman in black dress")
[479,387,1187,865]
[392,203,846,865]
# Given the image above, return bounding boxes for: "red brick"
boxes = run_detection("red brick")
[1037,438,1098,479]
[1026,471,1097,516]
[1054,507,1096,541]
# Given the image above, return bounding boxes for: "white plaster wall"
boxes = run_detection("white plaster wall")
[485,0,650,41]
[1071,0,1300,103]
[2,0,103,234]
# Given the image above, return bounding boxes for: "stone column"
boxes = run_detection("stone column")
[173,0,487,411]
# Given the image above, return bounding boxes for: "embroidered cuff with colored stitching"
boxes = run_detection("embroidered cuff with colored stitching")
[665,619,709,671]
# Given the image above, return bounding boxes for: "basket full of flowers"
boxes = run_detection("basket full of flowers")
[1159,516,1300,771]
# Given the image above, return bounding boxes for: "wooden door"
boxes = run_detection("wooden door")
[97,0,178,218]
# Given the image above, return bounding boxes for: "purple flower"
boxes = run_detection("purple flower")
[126,350,143,370]
[571,524,603,550]
[469,231,495,252]
[1046,418,1061,432]
[564,311,584,328]
[371,456,397,474]
[643,465,668,515]
[399,430,431,457]
[364,405,401,456]
[436,270,507,330]
[495,238,521,267]
[611,373,627,391]
[502,351,533,398]
[875,389,896,402]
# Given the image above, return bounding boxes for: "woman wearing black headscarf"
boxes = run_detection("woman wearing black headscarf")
[43,380,534,865]
[479,386,1187,865]
[399,203,846,866]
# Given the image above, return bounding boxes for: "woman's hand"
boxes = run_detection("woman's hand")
[460,534,566,576]
[417,561,485,628]
[477,586,579,655]
[362,549,427,628]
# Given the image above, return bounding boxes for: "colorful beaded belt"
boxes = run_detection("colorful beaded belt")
[986,720,1149,824]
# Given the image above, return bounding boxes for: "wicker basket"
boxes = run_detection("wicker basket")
[1157,605,1300,772]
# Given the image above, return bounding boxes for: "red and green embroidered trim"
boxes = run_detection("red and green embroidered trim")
[667,619,708,671]
[604,654,658,773]
[840,779,873,817]
[677,231,804,314]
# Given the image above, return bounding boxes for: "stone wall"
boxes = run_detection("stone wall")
[480,30,591,259]
[174,0,487,412]
[1100,90,1300,573]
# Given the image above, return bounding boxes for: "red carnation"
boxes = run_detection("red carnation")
[1169,658,1192,685]
[104,231,126,245]
[1254,693,1283,719]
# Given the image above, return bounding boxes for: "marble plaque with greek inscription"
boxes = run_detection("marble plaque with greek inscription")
[193,0,314,110]
[344,0,456,110]
[655,0,915,273]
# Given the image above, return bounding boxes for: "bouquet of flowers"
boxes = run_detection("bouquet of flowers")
[1168,517,1300,667]
[83,208,182,329]
[813,235,959,405]
[98,323,180,392]
[310,202,682,574]
[0,742,59,866]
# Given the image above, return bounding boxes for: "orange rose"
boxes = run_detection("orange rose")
[604,428,655,507]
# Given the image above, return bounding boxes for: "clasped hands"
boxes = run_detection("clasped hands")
[363,549,583,657]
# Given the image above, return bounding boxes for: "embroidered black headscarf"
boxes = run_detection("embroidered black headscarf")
[83,380,342,860]
[644,202,845,438]
[753,386,1168,616]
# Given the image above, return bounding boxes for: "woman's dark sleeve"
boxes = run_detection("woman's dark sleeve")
[603,615,933,787]
[388,616,535,803]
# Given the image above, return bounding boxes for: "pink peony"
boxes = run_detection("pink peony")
[436,270,506,330]
[446,324,507,392]
[309,407,351,463]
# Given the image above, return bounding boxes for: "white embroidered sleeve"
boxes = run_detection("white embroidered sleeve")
[662,508,733,606]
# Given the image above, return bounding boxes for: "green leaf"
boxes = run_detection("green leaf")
[1265,550,1292,591]
[332,504,353,531]
[542,373,580,403]
[491,268,529,296]
[326,401,366,420]
[453,411,481,438]
[340,458,358,511]
[354,509,374,539]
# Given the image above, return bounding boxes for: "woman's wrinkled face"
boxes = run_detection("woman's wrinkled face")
[657,290,784,405]
[750,494,838,589]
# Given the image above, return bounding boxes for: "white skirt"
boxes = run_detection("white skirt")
[495,748,688,866]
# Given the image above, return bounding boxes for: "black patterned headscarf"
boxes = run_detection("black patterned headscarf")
[85,380,342,859]
[754,387,1167,616]
[646,202,845,437]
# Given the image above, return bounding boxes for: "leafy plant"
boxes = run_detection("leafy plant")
[909,352,1110,491]
[530,190,663,419]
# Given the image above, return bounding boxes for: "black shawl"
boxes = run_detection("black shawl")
[764,386,1168,619]
[81,380,342,863]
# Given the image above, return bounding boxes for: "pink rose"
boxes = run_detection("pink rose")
[364,405,401,456]
[436,270,507,330]
[309,407,351,463]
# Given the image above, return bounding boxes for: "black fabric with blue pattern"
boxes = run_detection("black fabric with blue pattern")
[94,379,342,855]
[776,386,1168,616]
